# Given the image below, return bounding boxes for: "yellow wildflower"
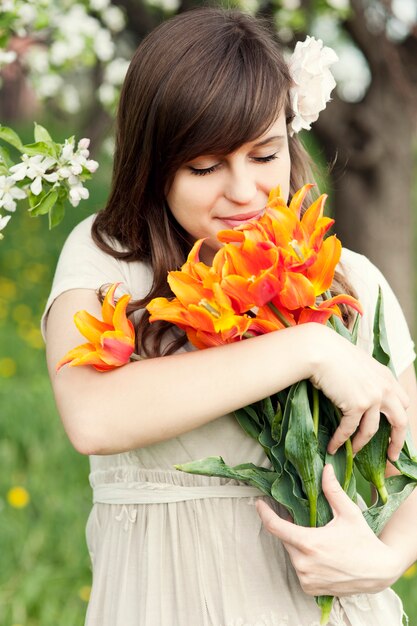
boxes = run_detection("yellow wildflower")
[7,486,30,508]
[79,585,91,602]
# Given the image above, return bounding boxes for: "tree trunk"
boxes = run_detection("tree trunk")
[315,84,415,331]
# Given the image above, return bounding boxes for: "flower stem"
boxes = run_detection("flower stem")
[312,386,319,437]
[317,595,334,625]
[309,497,317,528]
[335,407,353,491]
[267,302,292,328]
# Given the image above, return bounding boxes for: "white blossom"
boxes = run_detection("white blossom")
[94,28,115,61]
[289,36,338,135]
[0,50,17,68]
[104,57,130,86]
[50,40,74,65]
[17,3,38,25]
[146,0,180,11]
[98,82,117,106]
[57,139,99,178]
[25,46,49,73]
[281,0,301,9]
[89,0,110,10]
[78,138,90,150]
[0,214,12,238]
[36,73,64,98]
[60,84,81,114]
[0,176,27,212]
[68,176,89,207]
[10,154,59,196]
[1,1,15,12]
[101,5,125,32]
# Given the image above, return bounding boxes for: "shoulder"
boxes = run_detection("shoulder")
[41,214,154,337]
[55,214,153,297]
[338,247,415,375]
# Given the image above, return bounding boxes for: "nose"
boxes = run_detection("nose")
[224,163,257,205]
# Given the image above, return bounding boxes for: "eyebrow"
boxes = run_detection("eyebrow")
[253,135,286,148]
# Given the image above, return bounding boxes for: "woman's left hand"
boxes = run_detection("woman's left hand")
[256,464,404,597]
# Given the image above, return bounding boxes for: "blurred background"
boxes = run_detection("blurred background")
[0,0,416,624]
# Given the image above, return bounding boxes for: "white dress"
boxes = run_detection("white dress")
[42,215,415,626]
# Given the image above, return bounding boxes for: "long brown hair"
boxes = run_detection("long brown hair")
[92,8,354,356]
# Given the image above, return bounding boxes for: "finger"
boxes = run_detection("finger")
[256,499,309,548]
[327,413,361,455]
[393,379,410,410]
[321,464,359,518]
[382,397,409,461]
[350,405,380,455]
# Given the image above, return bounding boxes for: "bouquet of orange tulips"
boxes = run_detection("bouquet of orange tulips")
[58,184,417,625]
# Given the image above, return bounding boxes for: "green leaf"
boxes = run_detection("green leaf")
[351,312,361,345]
[271,461,310,527]
[262,396,275,424]
[271,400,283,442]
[49,199,65,229]
[362,475,417,535]
[393,451,417,480]
[34,123,53,144]
[0,145,14,168]
[285,380,323,526]
[29,189,59,217]
[234,408,262,441]
[354,287,396,503]
[0,126,24,151]
[175,456,277,496]
[328,313,353,342]
[22,141,58,159]
[372,286,393,371]
[403,430,417,463]
[354,415,390,503]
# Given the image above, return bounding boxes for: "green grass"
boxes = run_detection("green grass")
[1,144,416,626]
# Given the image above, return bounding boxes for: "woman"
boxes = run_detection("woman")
[43,8,416,626]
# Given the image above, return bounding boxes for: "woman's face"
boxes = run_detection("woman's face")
[166,111,291,264]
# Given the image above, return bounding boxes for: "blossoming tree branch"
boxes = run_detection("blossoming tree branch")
[0,124,98,238]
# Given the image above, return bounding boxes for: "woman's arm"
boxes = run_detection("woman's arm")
[46,288,408,456]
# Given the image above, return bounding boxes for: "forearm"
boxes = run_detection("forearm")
[378,486,417,574]
[48,295,318,454]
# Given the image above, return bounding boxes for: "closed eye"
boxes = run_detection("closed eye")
[189,164,219,176]
[252,153,278,163]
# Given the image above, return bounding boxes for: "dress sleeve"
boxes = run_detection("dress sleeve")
[340,248,415,377]
[40,214,129,340]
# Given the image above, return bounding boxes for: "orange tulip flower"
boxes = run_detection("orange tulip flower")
[217,185,343,312]
[56,283,135,372]
[212,239,285,312]
[147,241,283,349]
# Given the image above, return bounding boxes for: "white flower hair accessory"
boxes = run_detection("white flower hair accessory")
[288,36,339,136]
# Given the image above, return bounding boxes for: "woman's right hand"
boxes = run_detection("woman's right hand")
[306,324,409,461]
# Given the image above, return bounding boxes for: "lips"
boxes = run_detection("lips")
[220,209,264,228]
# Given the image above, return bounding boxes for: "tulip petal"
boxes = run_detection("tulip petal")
[56,343,96,371]
[306,236,341,295]
[288,183,315,217]
[301,194,327,237]
[279,272,316,310]
[102,283,119,324]
[99,330,135,366]
[113,294,135,338]
[217,229,245,243]
[74,310,113,345]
